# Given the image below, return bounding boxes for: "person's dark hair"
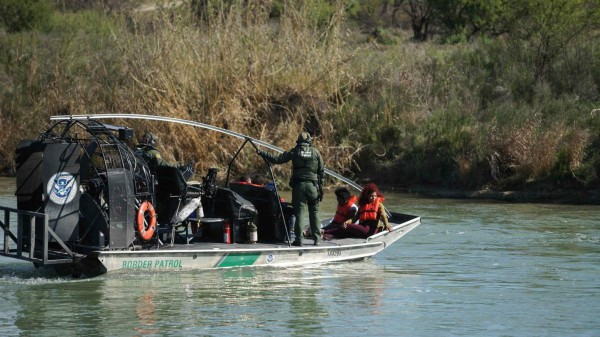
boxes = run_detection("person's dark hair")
[253,174,267,185]
[334,187,351,201]
[358,183,383,205]
[239,175,251,183]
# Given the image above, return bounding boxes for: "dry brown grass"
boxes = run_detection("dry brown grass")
[487,118,568,184]
[103,2,363,181]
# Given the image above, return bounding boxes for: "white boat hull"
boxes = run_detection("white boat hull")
[94,216,420,273]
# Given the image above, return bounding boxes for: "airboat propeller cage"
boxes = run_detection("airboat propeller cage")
[15,119,152,249]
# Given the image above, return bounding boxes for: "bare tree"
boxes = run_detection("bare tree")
[390,0,405,27]
[404,0,433,41]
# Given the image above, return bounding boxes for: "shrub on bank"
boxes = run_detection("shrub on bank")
[0,0,53,33]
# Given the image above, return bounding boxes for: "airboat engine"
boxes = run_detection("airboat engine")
[15,119,154,252]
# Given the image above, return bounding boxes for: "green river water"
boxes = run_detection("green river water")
[0,177,598,336]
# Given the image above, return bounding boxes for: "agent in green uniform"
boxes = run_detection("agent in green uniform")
[257,132,324,246]
[135,132,187,173]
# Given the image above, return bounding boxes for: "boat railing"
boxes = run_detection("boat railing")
[366,213,421,245]
[0,205,75,266]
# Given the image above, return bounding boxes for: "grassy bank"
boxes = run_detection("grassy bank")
[1,1,599,196]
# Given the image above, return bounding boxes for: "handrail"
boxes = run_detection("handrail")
[49,114,403,215]
[50,114,363,192]
[0,205,74,265]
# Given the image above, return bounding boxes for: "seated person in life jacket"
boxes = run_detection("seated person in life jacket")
[303,187,357,238]
[327,187,358,228]
[135,131,193,177]
[324,183,393,239]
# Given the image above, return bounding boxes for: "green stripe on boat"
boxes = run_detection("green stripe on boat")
[218,252,261,267]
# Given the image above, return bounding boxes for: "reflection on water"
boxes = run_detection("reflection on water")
[2,263,390,337]
[135,291,159,335]
[1,178,599,336]
[13,278,104,336]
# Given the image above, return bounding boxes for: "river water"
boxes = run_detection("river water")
[0,177,598,337]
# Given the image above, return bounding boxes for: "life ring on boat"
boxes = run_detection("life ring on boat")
[136,201,157,241]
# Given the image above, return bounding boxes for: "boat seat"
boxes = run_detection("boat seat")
[229,182,290,242]
[155,166,188,196]
[154,166,201,244]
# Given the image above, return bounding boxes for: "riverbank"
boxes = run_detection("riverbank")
[400,186,600,205]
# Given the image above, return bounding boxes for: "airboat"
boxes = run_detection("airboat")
[0,114,420,276]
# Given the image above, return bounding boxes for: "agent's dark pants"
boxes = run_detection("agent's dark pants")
[291,181,321,243]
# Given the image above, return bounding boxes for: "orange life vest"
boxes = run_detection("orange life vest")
[358,197,384,222]
[333,195,358,223]
[235,181,263,187]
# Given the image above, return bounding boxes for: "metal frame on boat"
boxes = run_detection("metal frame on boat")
[0,114,420,276]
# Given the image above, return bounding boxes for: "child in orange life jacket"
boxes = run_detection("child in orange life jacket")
[325,183,393,239]
[327,187,358,228]
[303,187,357,238]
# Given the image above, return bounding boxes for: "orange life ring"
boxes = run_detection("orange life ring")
[136,201,156,241]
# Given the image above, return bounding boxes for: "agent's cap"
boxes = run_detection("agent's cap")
[296,131,312,144]
[142,131,158,146]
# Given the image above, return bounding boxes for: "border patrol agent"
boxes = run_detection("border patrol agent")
[135,132,185,172]
[258,132,324,246]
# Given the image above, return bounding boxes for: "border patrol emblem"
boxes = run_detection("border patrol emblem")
[47,172,78,205]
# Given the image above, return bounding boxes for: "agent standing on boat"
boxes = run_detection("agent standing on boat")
[257,132,324,246]
[327,183,393,238]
